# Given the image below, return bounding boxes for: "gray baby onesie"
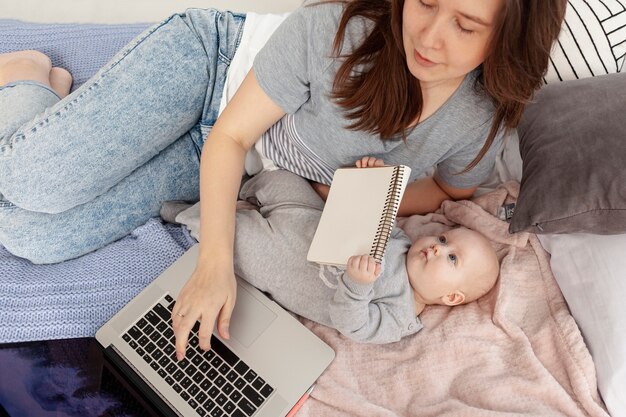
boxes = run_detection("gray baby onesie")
[233,169,423,344]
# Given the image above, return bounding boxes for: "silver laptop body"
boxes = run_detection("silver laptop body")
[96,244,335,417]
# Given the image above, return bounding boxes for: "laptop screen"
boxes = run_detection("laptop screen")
[0,337,163,417]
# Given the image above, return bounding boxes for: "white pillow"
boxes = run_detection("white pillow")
[545,0,626,83]
[538,234,626,417]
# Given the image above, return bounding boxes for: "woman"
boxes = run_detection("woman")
[0,0,566,359]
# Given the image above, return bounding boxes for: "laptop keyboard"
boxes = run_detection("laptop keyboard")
[122,294,274,417]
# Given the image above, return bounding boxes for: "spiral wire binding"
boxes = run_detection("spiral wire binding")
[370,166,406,263]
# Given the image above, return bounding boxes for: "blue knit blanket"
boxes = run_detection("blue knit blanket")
[0,20,200,343]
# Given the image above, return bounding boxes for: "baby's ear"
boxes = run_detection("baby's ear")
[441,290,465,306]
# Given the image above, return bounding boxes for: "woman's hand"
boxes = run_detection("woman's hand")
[171,261,237,360]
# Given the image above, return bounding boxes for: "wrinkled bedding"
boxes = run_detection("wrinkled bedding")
[294,182,609,417]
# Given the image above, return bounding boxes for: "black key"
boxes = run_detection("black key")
[173,384,182,393]
[138,336,150,347]
[157,321,168,332]
[234,361,249,376]
[197,392,208,404]
[188,384,200,397]
[208,386,219,398]
[154,303,171,322]
[189,337,200,349]
[200,380,212,391]
[145,342,156,354]
[193,372,204,384]
[210,336,239,367]
[144,324,155,336]
[243,370,257,384]
[199,362,210,373]
[192,321,201,334]
[214,375,226,388]
[149,331,160,342]
[150,361,159,371]
[156,337,168,350]
[251,377,264,391]
[158,369,167,378]
[218,363,230,375]
[242,386,264,407]
[204,350,216,361]
[260,384,274,398]
[215,393,227,406]
[237,397,256,416]
[233,378,245,390]
[151,349,163,361]
[210,356,223,369]
[173,370,185,382]
[203,399,216,412]
[197,407,206,416]
[207,368,218,380]
[210,407,223,417]
[136,318,148,329]
[222,383,234,395]
[168,301,175,311]
[166,363,177,374]
[164,344,175,355]
[181,377,192,389]
[185,364,198,377]
[143,354,152,364]
[128,326,142,340]
[165,376,175,386]
[136,347,145,356]
[165,294,174,303]
[122,334,131,343]
[192,353,204,367]
[181,391,190,401]
[129,340,138,350]
[229,390,242,403]
[223,401,236,414]
[178,358,190,369]
[158,355,169,367]
[232,409,246,417]
[226,370,238,382]
[164,328,174,339]
[145,311,160,326]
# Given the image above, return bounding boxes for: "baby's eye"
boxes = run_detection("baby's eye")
[438,235,447,244]
[448,253,457,265]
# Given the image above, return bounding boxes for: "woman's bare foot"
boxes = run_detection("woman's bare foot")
[49,67,73,98]
[0,50,52,87]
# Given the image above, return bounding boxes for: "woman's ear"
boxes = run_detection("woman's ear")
[441,290,465,306]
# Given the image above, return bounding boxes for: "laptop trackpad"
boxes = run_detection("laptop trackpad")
[228,284,277,348]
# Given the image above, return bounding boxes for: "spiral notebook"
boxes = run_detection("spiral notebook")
[307,165,411,267]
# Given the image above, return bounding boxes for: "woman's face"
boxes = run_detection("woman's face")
[402,0,504,89]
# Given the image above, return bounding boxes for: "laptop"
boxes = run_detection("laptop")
[96,244,335,417]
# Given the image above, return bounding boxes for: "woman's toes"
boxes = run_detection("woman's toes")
[49,67,73,98]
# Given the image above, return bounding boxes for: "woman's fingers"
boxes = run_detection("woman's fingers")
[356,156,385,168]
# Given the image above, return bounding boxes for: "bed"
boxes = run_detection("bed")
[1,0,625,416]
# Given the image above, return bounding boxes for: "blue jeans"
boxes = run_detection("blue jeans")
[0,9,246,263]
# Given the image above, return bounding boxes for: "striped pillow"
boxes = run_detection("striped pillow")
[546,0,626,83]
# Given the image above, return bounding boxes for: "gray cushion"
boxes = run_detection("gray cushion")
[509,71,626,234]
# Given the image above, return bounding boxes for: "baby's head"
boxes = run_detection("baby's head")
[406,227,499,308]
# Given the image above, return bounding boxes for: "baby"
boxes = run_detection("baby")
[233,164,499,344]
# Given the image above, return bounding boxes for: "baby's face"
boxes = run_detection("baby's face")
[406,227,494,305]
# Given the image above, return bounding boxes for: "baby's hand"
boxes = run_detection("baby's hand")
[356,156,385,168]
[346,255,382,285]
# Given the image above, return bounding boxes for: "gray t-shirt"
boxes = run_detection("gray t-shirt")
[253,1,504,188]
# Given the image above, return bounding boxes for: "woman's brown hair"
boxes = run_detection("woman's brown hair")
[330,0,567,171]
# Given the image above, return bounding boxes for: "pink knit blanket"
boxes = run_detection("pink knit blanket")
[297,182,609,417]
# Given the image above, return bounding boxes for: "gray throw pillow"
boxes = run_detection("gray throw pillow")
[509,71,626,234]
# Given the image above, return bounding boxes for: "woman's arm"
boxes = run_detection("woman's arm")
[396,176,476,217]
[172,69,285,360]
